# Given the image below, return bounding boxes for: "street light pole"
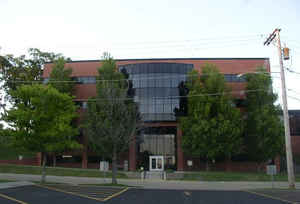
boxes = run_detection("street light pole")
[275,29,295,189]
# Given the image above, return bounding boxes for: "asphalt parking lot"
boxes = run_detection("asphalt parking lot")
[0,184,295,204]
[0,195,17,204]
[106,189,291,204]
[249,189,300,204]
[0,185,110,204]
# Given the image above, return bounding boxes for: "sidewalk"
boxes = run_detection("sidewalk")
[0,173,299,190]
[0,181,34,189]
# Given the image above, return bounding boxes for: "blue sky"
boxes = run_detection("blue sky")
[0,0,300,109]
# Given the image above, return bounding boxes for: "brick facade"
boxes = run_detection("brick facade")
[0,158,39,166]
[291,136,300,155]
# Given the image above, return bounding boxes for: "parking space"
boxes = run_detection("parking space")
[0,185,294,204]
[105,189,290,204]
[40,184,128,201]
[0,193,25,204]
[247,189,300,204]
[0,185,128,204]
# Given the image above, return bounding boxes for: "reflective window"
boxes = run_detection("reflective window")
[82,102,87,109]
[119,63,193,122]
[43,77,49,84]
[290,111,300,136]
[224,74,246,82]
[74,77,96,84]
[75,101,87,109]
[132,74,188,88]
[140,134,175,155]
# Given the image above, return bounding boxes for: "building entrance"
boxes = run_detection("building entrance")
[149,156,164,171]
[137,126,177,171]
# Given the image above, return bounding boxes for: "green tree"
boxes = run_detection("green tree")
[0,123,8,145]
[83,53,142,184]
[48,58,75,166]
[244,67,284,165]
[180,64,243,170]
[2,84,80,183]
[0,48,68,105]
[48,57,74,95]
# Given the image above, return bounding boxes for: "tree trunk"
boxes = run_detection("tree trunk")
[41,153,47,184]
[206,160,210,171]
[53,154,56,167]
[225,157,232,172]
[111,147,117,184]
[257,162,264,172]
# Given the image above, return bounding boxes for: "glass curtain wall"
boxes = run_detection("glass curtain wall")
[119,63,193,170]
[119,63,193,122]
[136,127,177,170]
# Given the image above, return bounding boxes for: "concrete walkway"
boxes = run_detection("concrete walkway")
[0,173,299,190]
[0,181,34,189]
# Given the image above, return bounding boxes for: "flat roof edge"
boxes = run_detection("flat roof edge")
[45,57,270,64]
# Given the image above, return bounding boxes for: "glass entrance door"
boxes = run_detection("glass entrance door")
[149,156,164,171]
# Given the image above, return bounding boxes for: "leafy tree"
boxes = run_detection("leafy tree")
[47,57,75,166]
[48,57,74,95]
[0,124,14,147]
[83,53,142,184]
[0,48,68,106]
[2,84,80,183]
[0,123,8,145]
[244,67,284,165]
[174,81,189,117]
[180,64,243,170]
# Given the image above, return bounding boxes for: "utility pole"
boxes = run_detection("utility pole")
[264,28,295,189]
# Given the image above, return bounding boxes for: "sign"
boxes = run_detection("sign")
[99,161,109,172]
[124,160,128,171]
[187,160,193,167]
[266,165,277,175]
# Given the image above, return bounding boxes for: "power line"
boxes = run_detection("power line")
[105,36,267,56]
[3,71,281,84]
[288,95,300,102]
[281,37,300,46]
[285,67,300,75]
[73,88,268,102]
[111,39,265,55]
[110,38,263,50]
[287,89,300,95]
[109,34,267,46]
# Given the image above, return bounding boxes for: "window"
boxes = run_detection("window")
[139,134,175,155]
[290,113,300,136]
[224,74,246,82]
[118,63,194,121]
[74,77,96,84]
[75,101,87,109]
[43,77,49,84]
[82,102,87,109]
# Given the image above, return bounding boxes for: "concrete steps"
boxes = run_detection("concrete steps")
[144,171,165,180]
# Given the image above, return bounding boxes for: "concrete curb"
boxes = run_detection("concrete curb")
[0,181,34,189]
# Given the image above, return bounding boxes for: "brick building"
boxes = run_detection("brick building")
[290,110,300,157]
[43,58,274,171]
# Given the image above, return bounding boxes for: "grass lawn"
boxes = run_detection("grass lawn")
[79,183,132,187]
[0,180,14,183]
[180,171,300,182]
[1,164,299,182]
[0,164,128,179]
